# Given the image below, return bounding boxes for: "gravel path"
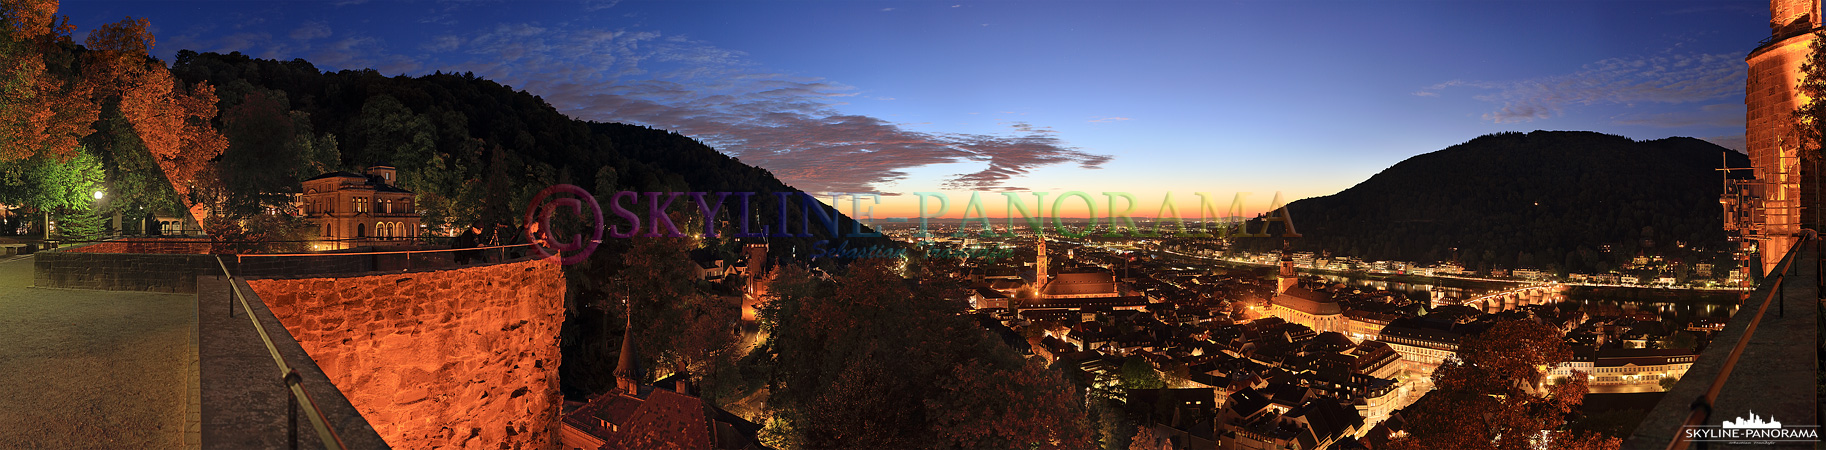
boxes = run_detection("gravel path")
[0,255,193,448]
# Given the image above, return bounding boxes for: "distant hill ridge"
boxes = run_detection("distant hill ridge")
[169,50,882,254]
[1242,130,1747,275]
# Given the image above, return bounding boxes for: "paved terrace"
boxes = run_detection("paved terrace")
[1624,241,1820,449]
[0,254,197,448]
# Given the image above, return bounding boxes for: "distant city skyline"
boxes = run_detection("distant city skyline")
[60,0,1764,217]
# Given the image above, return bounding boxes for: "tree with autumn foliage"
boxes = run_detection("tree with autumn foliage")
[111,57,226,221]
[0,1,226,233]
[758,260,1092,450]
[0,0,93,165]
[1385,319,1619,450]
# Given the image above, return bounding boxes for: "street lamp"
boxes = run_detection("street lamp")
[92,190,104,200]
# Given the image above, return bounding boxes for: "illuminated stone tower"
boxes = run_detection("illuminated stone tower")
[1277,248,1297,294]
[1746,0,1820,274]
[1035,236,1049,291]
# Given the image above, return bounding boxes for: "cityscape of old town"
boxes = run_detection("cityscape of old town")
[0,0,1820,449]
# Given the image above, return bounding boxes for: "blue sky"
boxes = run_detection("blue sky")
[61,0,1764,217]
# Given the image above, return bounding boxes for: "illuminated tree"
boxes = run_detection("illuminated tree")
[117,64,226,219]
[1386,319,1619,450]
[0,0,93,164]
[1795,30,1826,230]
[1119,356,1166,390]
[0,149,100,237]
[79,15,227,222]
[1128,426,1159,450]
[1797,30,1826,162]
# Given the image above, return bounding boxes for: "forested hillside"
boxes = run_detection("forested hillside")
[168,50,867,247]
[1239,131,1747,275]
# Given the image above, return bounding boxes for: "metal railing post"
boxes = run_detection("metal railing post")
[223,256,235,319]
[288,379,299,450]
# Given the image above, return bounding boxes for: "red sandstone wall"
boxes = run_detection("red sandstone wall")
[1747,36,1813,273]
[246,258,565,450]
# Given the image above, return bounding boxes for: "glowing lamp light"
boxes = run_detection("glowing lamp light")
[92,190,104,200]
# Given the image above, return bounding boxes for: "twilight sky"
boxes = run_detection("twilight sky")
[61,0,1764,218]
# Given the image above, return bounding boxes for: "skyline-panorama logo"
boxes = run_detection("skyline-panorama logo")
[1681,412,1818,445]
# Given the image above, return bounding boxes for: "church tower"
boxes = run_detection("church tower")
[1035,236,1049,292]
[614,302,639,396]
[1746,0,1821,274]
[1277,245,1297,294]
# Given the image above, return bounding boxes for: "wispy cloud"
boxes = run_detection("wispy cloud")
[417,21,1108,194]
[583,0,621,12]
[1088,116,1130,123]
[1417,53,1743,124]
[289,21,330,41]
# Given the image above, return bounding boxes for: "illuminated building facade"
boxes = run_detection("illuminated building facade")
[298,165,421,248]
[1546,348,1696,390]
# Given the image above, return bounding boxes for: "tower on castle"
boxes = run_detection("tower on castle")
[1746,0,1821,274]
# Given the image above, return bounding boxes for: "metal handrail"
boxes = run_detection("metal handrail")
[233,243,538,274]
[235,243,533,259]
[1663,229,1815,450]
[215,256,347,450]
[50,236,456,245]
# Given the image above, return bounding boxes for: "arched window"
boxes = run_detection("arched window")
[357,223,365,238]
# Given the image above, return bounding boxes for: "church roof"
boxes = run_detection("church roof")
[1273,286,1342,315]
[1041,270,1119,297]
[1309,332,1354,352]
[607,389,714,450]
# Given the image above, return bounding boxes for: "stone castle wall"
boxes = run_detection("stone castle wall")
[1747,34,1815,273]
[62,238,214,254]
[245,258,565,450]
[34,250,220,293]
